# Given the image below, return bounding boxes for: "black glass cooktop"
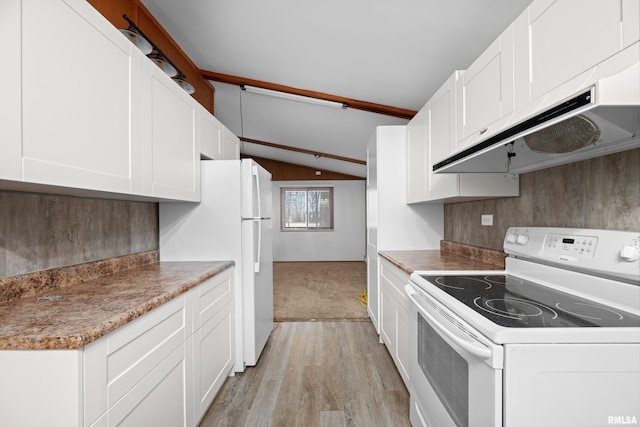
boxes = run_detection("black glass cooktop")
[418,274,640,328]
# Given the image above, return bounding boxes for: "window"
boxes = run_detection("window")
[281,187,334,231]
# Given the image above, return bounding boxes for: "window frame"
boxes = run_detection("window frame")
[280,186,334,232]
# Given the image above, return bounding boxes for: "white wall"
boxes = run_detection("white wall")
[272,180,366,261]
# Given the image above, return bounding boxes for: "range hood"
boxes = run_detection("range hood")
[433,85,640,175]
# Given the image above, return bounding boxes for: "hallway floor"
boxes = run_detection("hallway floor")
[199,321,411,427]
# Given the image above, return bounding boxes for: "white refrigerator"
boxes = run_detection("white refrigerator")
[159,159,274,372]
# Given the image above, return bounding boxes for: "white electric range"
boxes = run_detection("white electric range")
[405,227,640,427]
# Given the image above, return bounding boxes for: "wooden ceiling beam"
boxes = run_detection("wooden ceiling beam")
[240,137,366,165]
[199,70,417,120]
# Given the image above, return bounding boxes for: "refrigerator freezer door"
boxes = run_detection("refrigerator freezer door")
[241,217,274,366]
[241,159,273,219]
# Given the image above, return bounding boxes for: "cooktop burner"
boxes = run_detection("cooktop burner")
[419,274,640,328]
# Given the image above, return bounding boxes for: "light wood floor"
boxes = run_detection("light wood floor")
[199,321,411,427]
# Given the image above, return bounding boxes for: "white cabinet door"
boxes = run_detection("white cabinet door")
[0,0,21,181]
[193,302,233,421]
[83,295,190,426]
[143,64,200,201]
[405,104,429,203]
[191,269,235,422]
[427,73,462,201]
[379,278,396,350]
[396,298,411,385]
[108,341,192,427]
[407,72,519,204]
[20,0,143,194]
[200,108,222,160]
[456,24,515,150]
[199,109,239,161]
[378,257,411,389]
[514,0,639,109]
[220,126,240,160]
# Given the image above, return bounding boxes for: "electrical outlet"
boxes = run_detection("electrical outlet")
[481,214,493,226]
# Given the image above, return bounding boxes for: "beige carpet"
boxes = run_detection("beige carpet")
[273,261,369,321]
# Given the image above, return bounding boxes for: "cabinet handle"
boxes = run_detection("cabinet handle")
[479,128,488,135]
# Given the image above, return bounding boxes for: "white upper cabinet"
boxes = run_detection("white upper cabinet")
[0,0,21,182]
[200,107,223,160]
[142,64,200,202]
[18,0,144,194]
[407,72,519,204]
[513,0,640,113]
[405,103,430,203]
[455,24,515,151]
[430,72,459,164]
[220,126,241,160]
[198,107,239,161]
[0,0,204,201]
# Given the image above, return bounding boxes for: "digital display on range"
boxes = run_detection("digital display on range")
[562,238,575,244]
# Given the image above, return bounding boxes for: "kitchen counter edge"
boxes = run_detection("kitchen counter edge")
[379,248,504,275]
[0,260,234,351]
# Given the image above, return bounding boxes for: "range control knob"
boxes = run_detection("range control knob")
[516,234,529,245]
[506,231,518,244]
[620,245,640,262]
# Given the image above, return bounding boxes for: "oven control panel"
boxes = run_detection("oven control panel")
[504,227,640,282]
[543,233,598,258]
[505,229,598,259]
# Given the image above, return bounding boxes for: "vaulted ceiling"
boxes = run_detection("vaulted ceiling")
[140,0,532,177]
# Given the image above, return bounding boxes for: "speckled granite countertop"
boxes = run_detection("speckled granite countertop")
[379,241,507,275]
[0,261,234,350]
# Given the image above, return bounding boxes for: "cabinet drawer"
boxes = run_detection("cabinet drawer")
[379,258,410,301]
[84,295,187,424]
[108,340,191,427]
[107,298,187,405]
[192,268,233,331]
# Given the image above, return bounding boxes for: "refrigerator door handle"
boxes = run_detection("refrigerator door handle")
[253,165,262,219]
[255,219,261,273]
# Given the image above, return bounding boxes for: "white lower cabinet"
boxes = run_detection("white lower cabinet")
[107,339,193,427]
[84,295,193,427]
[0,268,234,427]
[378,257,411,389]
[191,268,235,423]
[0,350,84,427]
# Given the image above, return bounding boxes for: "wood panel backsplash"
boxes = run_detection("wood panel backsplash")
[0,191,158,278]
[444,148,640,250]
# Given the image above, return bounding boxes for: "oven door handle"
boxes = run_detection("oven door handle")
[405,284,492,360]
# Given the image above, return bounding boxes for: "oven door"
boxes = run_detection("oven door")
[405,282,504,427]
